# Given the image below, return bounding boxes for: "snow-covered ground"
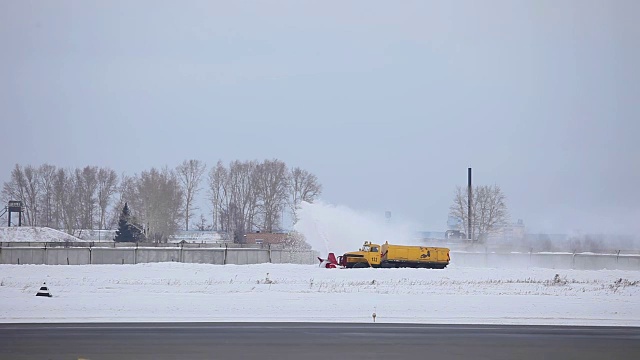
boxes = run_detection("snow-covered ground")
[1,263,638,326]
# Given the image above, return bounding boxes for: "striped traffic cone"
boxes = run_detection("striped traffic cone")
[36,282,52,297]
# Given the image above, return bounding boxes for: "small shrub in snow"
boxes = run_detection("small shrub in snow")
[609,278,639,293]
[256,273,274,285]
[545,274,568,286]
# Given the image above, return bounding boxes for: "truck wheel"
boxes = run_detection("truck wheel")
[353,262,369,268]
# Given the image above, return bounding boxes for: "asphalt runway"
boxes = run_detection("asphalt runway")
[0,323,639,360]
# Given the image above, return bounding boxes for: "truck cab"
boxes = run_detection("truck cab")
[341,241,382,268]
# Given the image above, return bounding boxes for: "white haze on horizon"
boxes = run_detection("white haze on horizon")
[292,201,640,255]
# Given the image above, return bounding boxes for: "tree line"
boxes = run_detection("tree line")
[1,159,322,242]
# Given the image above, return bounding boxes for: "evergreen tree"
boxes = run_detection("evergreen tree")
[113,203,145,242]
[114,202,133,242]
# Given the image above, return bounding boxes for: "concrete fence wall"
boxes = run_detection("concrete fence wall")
[450,251,640,270]
[182,249,226,264]
[0,247,319,266]
[2,247,639,270]
[45,248,91,265]
[135,248,181,263]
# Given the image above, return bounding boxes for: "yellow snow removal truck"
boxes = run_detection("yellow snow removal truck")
[338,241,450,269]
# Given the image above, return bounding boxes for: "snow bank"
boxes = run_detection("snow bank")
[0,227,85,243]
[0,263,638,326]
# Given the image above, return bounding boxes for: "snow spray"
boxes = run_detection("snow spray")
[293,201,420,256]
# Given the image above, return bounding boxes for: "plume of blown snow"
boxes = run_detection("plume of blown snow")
[293,201,420,256]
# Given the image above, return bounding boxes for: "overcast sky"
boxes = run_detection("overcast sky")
[1,0,638,234]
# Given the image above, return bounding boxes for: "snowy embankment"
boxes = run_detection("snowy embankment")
[0,227,85,243]
[1,263,638,326]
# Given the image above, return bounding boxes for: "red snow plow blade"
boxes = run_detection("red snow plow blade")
[317,252,341,268]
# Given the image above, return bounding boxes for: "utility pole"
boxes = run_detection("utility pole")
[468,168,472,241]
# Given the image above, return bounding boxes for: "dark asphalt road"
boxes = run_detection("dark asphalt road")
[0,323,639,360]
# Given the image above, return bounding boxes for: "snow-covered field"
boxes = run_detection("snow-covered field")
[1,263,638,326]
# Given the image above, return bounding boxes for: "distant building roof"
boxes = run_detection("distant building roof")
[243,232,288,245]
[168,231,230,244]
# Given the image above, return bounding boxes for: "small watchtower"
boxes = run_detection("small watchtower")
[6,200,24,226]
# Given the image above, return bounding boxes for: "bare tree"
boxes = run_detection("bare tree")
[57,168,81,235]
[1,164,40,226]
[449,184,508,242]
[1,165,26,224]
[226,160,259,242]
[75,166,98,230]
[23,165,41,226]
[37,164,57,227]
[207,160,228,231]
[135,167,184,242]
[176,159,206,231]
[255,159,289,232]
[96,167,118,231]
[52,168,67,230]
[288,167,322,223]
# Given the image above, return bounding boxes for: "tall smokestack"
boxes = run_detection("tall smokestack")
[468,167,472,241]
